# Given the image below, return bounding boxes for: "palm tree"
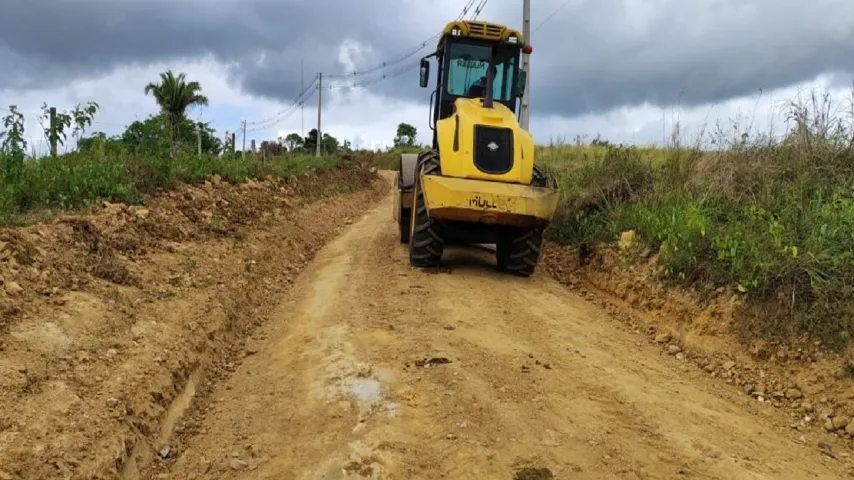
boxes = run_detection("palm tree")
[144,70,209,159]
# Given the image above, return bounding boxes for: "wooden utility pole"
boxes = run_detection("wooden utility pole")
[49,107,58,157]
[316,72,322,157]
[520,0,531,130]
[232,132,236,159]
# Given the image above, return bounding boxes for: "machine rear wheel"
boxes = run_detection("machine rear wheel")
[408,153,444,268]
[496,227,544,277]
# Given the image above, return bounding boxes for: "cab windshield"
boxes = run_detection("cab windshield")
[446,42,516,101]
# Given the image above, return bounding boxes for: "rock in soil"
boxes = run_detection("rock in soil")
[785,388,803,400]
[833,416,850,430]
[514,467,554,480]
[415,357,451,368]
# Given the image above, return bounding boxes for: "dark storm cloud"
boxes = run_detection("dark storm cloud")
[0,0,432,96]
[509,0,854,115]
[2,0,854,117]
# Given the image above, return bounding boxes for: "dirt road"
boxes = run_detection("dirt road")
[156,188,848,479]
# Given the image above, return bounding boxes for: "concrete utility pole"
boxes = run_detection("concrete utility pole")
[197,126,202,156]
[241,120,247,160]
[316,72,323,157]
[301,57,305,137]
[520,0,531,130]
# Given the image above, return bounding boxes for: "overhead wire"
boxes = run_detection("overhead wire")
[244,0,479,132]
[535,0,573,32]
[324,35,439,80]
[323,0,477,80]
[246,83,319,133]
[471,0,489,20]
[326,61,421,90]
[245,76,319,127]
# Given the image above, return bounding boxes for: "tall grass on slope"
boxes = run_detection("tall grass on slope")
[0,145,341,225]
[541,91,854,347]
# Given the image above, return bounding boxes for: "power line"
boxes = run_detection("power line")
[242,1,479,135]
[324,35,439,79]
[326,61,420,90]
[457,0,478,20]
[322,0,477,80]
[245,76,318,127]
[246,84,319,133]
[471,0,489,20]
[535,0,572,32]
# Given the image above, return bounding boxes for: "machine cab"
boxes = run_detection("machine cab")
[419,20,530,147]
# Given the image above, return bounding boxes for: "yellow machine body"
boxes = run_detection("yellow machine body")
[394,19,560,276]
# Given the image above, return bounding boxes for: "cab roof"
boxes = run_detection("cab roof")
[438,20,525,49]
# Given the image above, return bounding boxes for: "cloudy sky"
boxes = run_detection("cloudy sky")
[1,0,853,153]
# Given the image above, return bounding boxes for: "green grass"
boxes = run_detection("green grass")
[540,92,854,347]
[0,147,342,225]
[354,145,423,171]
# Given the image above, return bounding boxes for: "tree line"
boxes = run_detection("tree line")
[2,70,423,167]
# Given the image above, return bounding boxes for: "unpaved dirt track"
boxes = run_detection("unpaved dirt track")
[159,185,847,479]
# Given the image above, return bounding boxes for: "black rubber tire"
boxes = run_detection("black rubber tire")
[399,214,411,244]
[496,227,544,277]
[408,153,444,268]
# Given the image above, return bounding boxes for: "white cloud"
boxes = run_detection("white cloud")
[2,55,850,156]
[531,73,853,148]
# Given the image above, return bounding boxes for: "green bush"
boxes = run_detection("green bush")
[0,148,342,224]
[541,91,854,345]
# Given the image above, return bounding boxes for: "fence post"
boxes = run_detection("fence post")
[49,107,58,157]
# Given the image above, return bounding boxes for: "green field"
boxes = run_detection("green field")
[0,145,343,226]
[4,70,853,346]
[539,96,854,346]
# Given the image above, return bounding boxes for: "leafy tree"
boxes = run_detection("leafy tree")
[303,129,340,154]
[304,129,319,152]
[144,70,209,159]
[1,106,26,182]
[321,133,339,153]
[71,102,99,144]
[223,131,235,155]
[76,131,125,158]
[283,133,304,152]
[120,114,221,155]
[39,102,72,153]
[394,122,417,147]
[187,120,223,155]
[122,115,169,154]
[260,139,285,156]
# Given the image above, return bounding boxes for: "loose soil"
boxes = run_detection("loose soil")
[2,169,853,479]
[150,184,851,479]
[0,160,385,479]
[542,239,854,469]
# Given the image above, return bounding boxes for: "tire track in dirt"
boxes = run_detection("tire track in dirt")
[153,184,851,479]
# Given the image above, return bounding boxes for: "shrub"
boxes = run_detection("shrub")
[541,89,854,345]
[0,148,342,223]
